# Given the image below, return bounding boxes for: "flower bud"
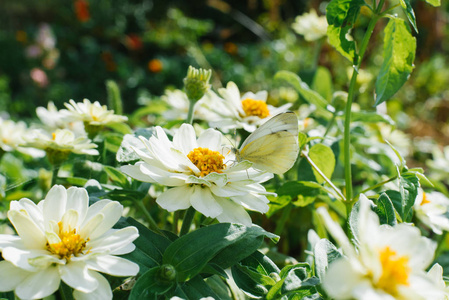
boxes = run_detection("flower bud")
[183,66,211,103]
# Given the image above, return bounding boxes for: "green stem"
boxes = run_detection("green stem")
[343,13,380,208]
[302,150,346,201]
[435,231,447,258]
[51,167,58,187]
[135,200,162,234]
[360,176,397,194]
[173,211,180,234]
[180,207,196,236]
[59,282,74,300]
[274,203,293,237]
[186,99,196,125]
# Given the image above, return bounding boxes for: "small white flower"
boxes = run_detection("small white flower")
[24,128,99,156]
[121,124,273,226]
[292,9,328,42]
[414,189,449,235]
[208,81,292,133]
[36,101,84,134]
[0,185,139,299]
[318,195,445,300]
[427,146,449,182]
[0,117,28,152]
[63,99,128,126]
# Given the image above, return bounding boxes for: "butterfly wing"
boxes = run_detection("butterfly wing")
[238,112,299,174]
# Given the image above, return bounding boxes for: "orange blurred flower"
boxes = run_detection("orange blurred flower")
[224,42,238,55]
[125,34,143,51]
[148,59,163,73]
[74,0,90,22]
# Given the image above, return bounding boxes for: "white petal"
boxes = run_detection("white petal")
[231,194,269,213]
[0,261,30,292]
[7,210,46,249]
[43,185,67,225]
[79,213,104,240]
[60,261,98,293]
[156,186,193,212]
[88,227,138,254]
[2,247,60,271]
[81,200,113,229]
[66,187,89,224]
[86,255,139,276]
[190,185,223,218]
[86,201,123,240]
[72,272,112,300]
[10,198,44,231]
[0,234,23,250]
[110,242,136,255]
[197,128,222,150]
[173,123,197,154]
[138,163,187,186]
[15,266,60,299]
[60,209,79,233]
[215,198,252,226]
[322,258,364,300]
[121,163,156,183]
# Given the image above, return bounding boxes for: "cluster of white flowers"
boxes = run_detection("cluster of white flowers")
[292,9,328,42]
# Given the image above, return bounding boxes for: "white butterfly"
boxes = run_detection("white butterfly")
[234,112,300,174]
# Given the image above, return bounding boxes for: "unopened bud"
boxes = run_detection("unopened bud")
[183,66,212,102]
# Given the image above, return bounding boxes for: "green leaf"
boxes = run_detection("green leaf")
[267,195,291,218]
[114,217,172,273]
[278,181,324,207]
[298,132,308,149]
[231,251,280,298]
[129,266,176,299]
[327,25,357,62]
[326,0,365,27]
[374,193,397,226]
[399,172,419,222]
[425,0,440,6]
[308,144,336,184]
[351,111,394,125]
[163,223,278,282]
[274,71,333,119]
[173,275,222,300]
[399,0,418,33]
[313,239,342,281]
[325,0,364,61]
[312,67,333,102]
[103,166,130,188]
[375,18,416,106]
[385,190,403,220]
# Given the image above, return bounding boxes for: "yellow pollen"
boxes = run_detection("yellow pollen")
[52,132,56,140]
[187,147,226,177]
[375,246,410,296]
[241,98,269,118]
[421,192,431,205]
[47,222,88,261]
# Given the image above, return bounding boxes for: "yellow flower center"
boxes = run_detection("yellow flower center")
[421,192,431,205]
[187,147,226,177]
[374,246,410,296]
[47,222,88,261]
[52,132,56,140]
[241,98,269,118]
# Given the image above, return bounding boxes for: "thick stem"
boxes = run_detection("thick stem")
[51,167,58,187]
[180,206,196,236]
[186,100,196,125]
[343,14,380,208]
[59,282,74,300]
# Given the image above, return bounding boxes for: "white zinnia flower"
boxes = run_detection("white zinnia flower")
[291,9,328,42]
[121,124,273,226]
[36,101,84,135]
[208,81,292,133]
[0,117,28,152]
[0,185,139,299]
[63,98,128,126]
[24,128,99,156]
[414,189,449,235]
[318,195,445,300]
